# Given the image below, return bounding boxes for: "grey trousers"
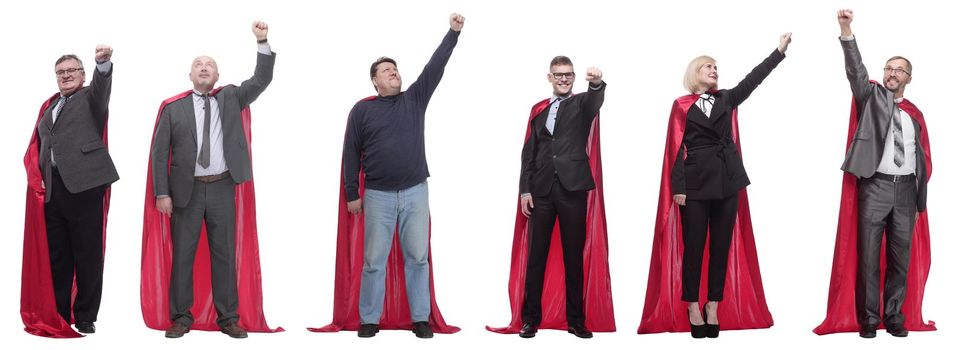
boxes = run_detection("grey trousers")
[856,175,917,327]
[169,177,238,328]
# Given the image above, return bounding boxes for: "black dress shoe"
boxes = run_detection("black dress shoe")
[688,309,706,339]
[567,324,593,339]
[886,324,909,337]
[703,307,719,338]
[412,321,433,339]
[75,321,95,334]
[519,323,538,338]
[859,324,877,338]
[358,323,379,338]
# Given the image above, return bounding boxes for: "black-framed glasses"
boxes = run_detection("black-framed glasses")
[55,67,84,76]
[883,67,910,76]
[551,72,575,80]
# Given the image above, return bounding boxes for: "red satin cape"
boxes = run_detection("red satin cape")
[140,88,281,333]
[21,94,111,338]
[486,97,616,334]
[638,94,773,334]
[311,96,458,333]
[813,94,935,335]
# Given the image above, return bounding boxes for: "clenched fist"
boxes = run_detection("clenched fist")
[837,9,854,37]
[837,9,854,25]
[95,45,113,63]
[778,32,792,54]
[252,21,269,41]
[586,67,603,85]
[450,13,465,32]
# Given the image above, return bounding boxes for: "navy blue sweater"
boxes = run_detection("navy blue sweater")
[343,29,460,201]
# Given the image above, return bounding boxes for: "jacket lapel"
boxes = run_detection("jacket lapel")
[42,104,56,132]
[708,97,729,124]
[687,104,716,131]
[179,97,197,144]
[215,93,225,129]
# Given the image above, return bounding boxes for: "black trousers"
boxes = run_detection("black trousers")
[522,178,587,327]
[169,177,238,328]
[44,168,105,323]
[680,193,738,302]
[856,176,917,327]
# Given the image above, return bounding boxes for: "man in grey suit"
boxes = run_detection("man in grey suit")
[151,21,274,339]
[36,45,118,334]
[838,9,929,338]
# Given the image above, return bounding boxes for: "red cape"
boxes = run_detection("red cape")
[140,88,282,333]
[638,94,773,334]
[486,97,616,334]
[310,96,459,333]
[20,94,112,338]
[813,93,935,335]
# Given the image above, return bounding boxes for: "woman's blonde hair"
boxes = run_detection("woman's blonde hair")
[683,55,717,94]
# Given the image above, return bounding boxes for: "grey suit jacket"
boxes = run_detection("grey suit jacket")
[840,39,928,211]
[36,65,119,203]
[151,52,275,208]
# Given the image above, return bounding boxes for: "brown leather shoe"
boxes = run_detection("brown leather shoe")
[221,321,248,339]
[165,322,190,338]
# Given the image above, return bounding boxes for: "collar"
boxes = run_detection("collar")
[551,93,571,103]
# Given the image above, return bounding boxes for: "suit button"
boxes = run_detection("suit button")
[553,155,557,159]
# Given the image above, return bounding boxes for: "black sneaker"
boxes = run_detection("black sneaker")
[358,323,379,338]
[412,321,433,339]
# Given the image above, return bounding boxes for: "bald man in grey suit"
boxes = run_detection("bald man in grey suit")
[151,21,274,339]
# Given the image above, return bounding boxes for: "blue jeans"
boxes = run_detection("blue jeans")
[359,181,431,323]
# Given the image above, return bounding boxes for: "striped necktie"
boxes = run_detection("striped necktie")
[892,104,905,167]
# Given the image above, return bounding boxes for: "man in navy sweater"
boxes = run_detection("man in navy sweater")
[342,13,464,339]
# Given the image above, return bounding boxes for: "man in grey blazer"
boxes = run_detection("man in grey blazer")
[151,21,274,339]
[838,9,929,338]
[36,45,118,334]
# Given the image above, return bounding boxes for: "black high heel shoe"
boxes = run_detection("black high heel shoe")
[689,308,707,339]
[703,306,720,338]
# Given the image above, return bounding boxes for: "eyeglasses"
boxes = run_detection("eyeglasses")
[55,67,84,77]
[883,67,910,76]
[551,72,575,80]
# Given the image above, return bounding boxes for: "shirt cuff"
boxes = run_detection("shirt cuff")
[156,194,170,199]
[840,34,855,41]
[96,61,112,74]
[520,193,531,198]
[257,42,272,55]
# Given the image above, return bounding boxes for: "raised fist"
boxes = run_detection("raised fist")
[95,45,113,63]
[450,13,465,32]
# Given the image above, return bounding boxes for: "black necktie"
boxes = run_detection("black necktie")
[199,94,211,168]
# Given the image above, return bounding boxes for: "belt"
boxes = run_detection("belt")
[195,171,230,183]
[870,172,915,183]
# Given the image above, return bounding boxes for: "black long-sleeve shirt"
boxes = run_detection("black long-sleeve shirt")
[343,29,460,201]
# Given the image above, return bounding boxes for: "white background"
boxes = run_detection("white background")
[0,0,953,349]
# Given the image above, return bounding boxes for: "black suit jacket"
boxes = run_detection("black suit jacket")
[520,82,605,196]
[37,64,119,203]
[672,49,784,200]
[152,52,275,208]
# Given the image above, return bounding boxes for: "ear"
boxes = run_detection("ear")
[546,72,553,83]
